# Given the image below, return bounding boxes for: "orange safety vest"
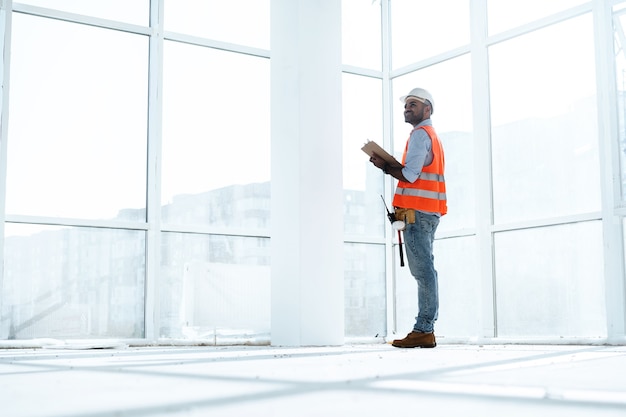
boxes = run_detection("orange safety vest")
[392,125,447,216]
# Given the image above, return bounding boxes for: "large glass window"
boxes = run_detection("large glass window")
[164,0,269,50]
[2,0,623,345]
[342,0,382,70]
[159,233,270,343]
[435,236,481,338]
[487,0,588,35]
[342,73,385,237]
[390,0,470,69]
[161,41,270,229]
[392,54,475,232]
[494,222,606,338]
[1,224,145,339]
[7,14,148,221]
[15,0,148,26]
[490,14,600,225]
[344,243,386,339]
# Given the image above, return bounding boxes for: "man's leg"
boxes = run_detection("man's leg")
[392,212,439,348]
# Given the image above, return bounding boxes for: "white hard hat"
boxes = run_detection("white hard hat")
[400,87,434,114]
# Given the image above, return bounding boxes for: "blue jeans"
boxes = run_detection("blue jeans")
[403,211,440,333]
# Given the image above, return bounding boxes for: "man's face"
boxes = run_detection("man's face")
[404,97,428,126]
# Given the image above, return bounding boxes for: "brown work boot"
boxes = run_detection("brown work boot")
[392,331,436,348]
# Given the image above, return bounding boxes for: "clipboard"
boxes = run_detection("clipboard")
[361,140,403,168]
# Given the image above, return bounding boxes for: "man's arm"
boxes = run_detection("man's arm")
[370,128,431,183]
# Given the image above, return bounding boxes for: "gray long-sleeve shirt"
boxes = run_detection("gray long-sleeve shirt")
[401,119,434,183]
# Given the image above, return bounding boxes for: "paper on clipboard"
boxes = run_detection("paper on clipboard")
[361,140,403,168]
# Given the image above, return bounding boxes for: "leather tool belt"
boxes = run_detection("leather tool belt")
[394,208,416,225]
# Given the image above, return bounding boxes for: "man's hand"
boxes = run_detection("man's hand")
[369,153,409,182]
[369,153,387,170]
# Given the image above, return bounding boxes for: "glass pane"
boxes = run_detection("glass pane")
[390,0,470,69]
[490,14,600,224]
[16,0,148,26]
[494,222,606,338]
[342,74,385,237]
[614,8,626,202]
[435,236,481,338]
[342,0,382,70]
[1,224,145,340]
[488,0,588,35]
[164,0,269,49]
[394,235,480,339]
[161,41,270,229]
[392,54,475,232]
[344,243,386,339]
[7,15,148,221]
[159,233,270,343]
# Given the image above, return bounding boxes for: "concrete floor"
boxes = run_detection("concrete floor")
[1,343,626,417]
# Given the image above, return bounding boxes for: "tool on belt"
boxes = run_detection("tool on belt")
[381,195,407,267]
[393,208,416,226]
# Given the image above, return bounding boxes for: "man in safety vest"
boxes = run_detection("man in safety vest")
[369,87,446,348]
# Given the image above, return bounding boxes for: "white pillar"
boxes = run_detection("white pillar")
[594,0,626,342]
[470,0,497,340]
[0,2,12,317]
[270,0,344,346]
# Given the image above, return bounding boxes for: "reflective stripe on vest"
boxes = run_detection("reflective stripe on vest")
[392,125,447,216]
[395,187,446,201]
